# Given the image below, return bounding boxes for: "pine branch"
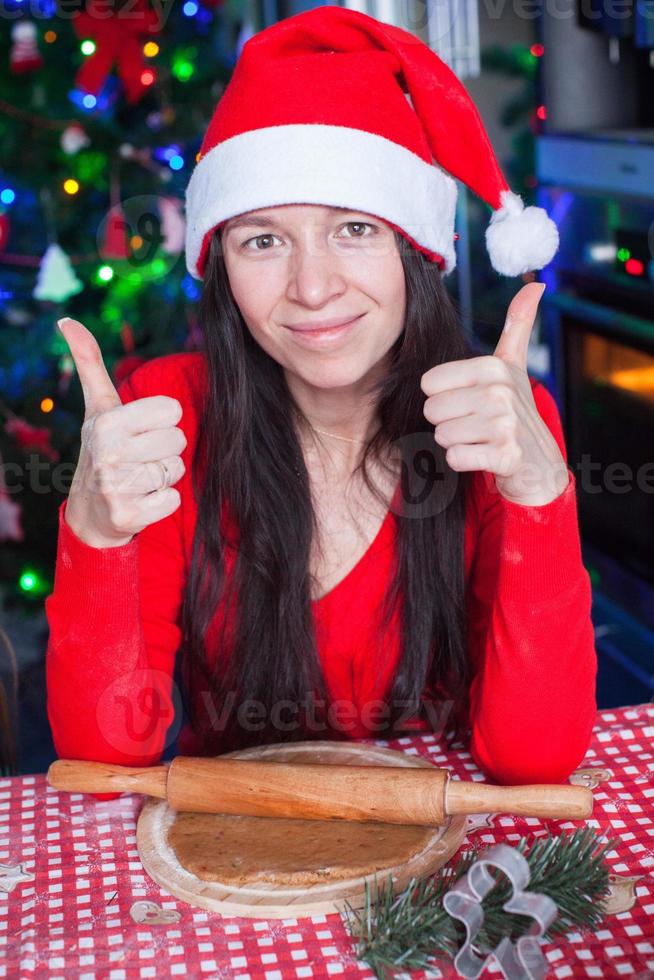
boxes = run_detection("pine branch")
[341,828,617,980]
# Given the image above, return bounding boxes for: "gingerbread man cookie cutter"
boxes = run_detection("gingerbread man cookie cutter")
[442,843,557,980]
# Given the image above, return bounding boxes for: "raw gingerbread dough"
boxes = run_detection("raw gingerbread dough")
[167,810,436,886]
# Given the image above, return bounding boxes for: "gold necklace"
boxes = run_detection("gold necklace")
[308,424,366,446]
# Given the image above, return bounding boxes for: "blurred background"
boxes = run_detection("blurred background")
[1,0,653,777]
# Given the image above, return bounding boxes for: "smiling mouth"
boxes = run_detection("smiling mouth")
[285,315,363,334]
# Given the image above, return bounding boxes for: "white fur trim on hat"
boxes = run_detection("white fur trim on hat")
[485,189,559,277]
[184,123,458,279]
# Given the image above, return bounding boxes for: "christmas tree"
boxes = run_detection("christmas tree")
[0,0,249,605]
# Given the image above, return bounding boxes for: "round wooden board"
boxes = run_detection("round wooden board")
[136,740,468,918]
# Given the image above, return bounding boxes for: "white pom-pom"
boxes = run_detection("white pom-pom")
[485,189,559,277]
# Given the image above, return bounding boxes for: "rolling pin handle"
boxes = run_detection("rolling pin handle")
[445,774,593,821]
[47,759,170,799]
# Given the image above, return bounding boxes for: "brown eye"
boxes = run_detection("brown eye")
[340,222,376,239]
[242,234,279,251]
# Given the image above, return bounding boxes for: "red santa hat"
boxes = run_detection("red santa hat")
[184,4,559,281]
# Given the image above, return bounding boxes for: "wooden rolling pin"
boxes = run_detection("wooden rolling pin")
[47,756,593,826]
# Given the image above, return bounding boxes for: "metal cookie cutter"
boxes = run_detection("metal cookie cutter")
[442,842,558,980]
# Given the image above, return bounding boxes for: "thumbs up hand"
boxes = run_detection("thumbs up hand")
[57,317,187,548]
[420,283,569,506]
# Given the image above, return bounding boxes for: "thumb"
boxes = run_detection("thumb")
[493,282,546,371]
[57,317,121,417]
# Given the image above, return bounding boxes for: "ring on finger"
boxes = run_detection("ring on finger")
[157,460,171,490]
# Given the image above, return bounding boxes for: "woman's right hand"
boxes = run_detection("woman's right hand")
[57,317,187,549]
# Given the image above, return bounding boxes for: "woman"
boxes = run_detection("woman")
[45,6,597,799]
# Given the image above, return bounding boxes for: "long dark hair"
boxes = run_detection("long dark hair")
[179,228,477,754]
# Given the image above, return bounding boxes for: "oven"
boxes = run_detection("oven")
[535,144,654,708]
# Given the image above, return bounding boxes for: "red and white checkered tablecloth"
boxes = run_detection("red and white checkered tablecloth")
[1,702,653,979]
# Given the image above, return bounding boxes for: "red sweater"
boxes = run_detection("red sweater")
[45,352,597,799]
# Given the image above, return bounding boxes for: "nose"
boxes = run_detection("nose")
[285,229,348,308]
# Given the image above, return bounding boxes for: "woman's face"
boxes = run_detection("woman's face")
[221,204,406,391]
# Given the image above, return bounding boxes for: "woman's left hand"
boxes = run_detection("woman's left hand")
[420,282,570,506]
